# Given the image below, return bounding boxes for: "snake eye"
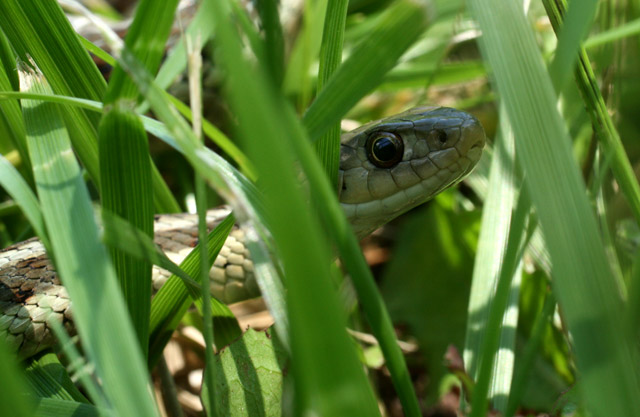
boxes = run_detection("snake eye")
[366,132,404,168]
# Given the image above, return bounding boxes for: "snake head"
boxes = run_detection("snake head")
[338,106,486,238]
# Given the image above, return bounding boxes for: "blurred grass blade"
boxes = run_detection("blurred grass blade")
[205,0,381,415]
[19,60,159,417]
[256,0,285,86]
[548,0,598,91]
[303,0,430,141]
[584,17,640,49]
[315,0,349,186]
[466,1,640,416]
[0,0,180,213]
[153,1,215,92]
[283,0,327,107]
[0,339,35,417]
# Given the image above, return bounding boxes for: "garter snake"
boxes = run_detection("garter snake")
[0,106,485,358]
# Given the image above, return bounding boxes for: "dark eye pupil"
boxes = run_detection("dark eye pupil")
[366,132,404,168]
[372,137,397,161]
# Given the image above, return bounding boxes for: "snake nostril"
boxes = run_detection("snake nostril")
[436,129,448,144]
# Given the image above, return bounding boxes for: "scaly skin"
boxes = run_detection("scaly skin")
[0,107,485,358]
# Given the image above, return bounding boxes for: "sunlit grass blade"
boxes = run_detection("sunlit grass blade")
[19,61,159,416]
[505,293,557,417]
[464,112,521,413]
[303,0,431,141]
[0,0,179,213]
[466,1,640,416]
[470,190,531,417]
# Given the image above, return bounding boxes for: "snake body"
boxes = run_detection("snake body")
[0,107,485,358]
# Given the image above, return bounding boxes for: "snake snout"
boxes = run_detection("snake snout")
[456,114,486,163]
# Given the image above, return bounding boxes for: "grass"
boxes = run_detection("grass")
[0,0,639,416]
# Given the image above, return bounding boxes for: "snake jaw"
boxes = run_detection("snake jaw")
[339,107,486,238]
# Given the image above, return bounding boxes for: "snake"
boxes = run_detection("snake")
[0,106,485,358]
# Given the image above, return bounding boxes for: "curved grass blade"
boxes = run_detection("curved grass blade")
[0,0,179,213]
[19,60,159,417]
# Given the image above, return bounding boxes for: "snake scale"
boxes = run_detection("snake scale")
[0,106,485,358]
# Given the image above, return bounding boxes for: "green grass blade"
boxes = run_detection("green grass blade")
[204,0,384,414]
[302,0,430,141]
[19,61,159,417]
[470,191,530,417]
[583,17,640,49]
[148,214,239,367]
[0,155,46,246]
[0,34,31,181]
[33,398,104,417]
[101,211,200,292]
[542,0,640,233]
[104,0,180,102]
[464,112,521,412]
[0,340,35,417]
[465,0,640,415]
[256,0,285,86]
[0,0,179,213]
[98,0,180,358]
[98,105,153,357]
[315,0,349,187]
[548,0,598,92]
[107,32,289,343]
[25,353,89,403]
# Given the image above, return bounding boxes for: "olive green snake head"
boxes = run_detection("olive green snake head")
[0,107,485,358]
[339,106,485,237]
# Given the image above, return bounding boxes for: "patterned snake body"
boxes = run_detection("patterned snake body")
[0,107,485,358]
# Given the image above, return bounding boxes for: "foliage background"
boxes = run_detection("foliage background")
[0,0,639,416]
